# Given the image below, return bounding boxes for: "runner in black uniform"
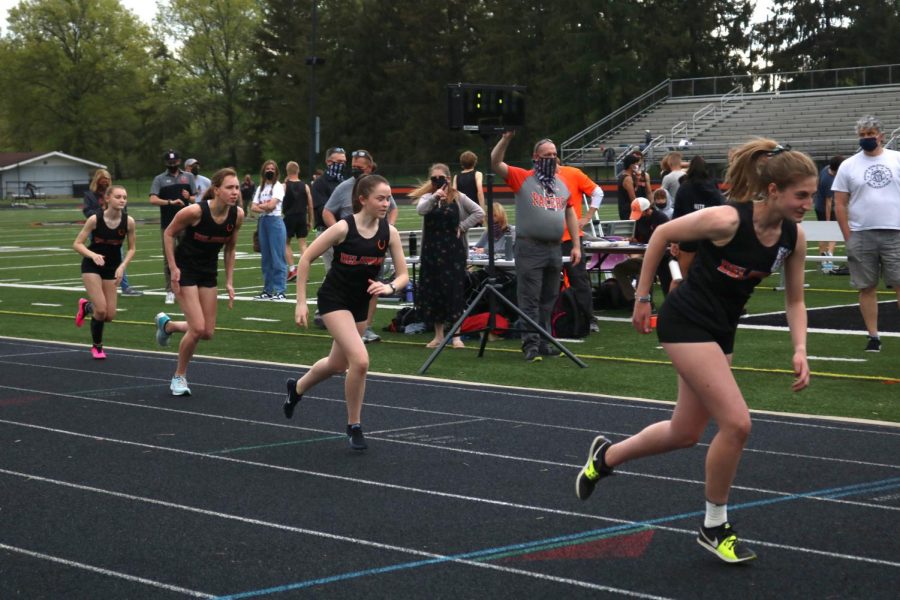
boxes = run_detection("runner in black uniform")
[73,185,137,359]
[574,139,817,564]
[283,174,409,451]
[155,168,244,396]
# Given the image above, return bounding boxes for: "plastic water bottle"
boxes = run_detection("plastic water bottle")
[503,233,514,260]
[409,231,417,257]
[669,259,683,283]
[405,282,414,303]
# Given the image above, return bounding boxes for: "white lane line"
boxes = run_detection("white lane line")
[808,356,868,363]
[0,468,674,599]
[0,390,897,513]
[241,317,281,322]
[31,303,62,307]
[0,542,213,598]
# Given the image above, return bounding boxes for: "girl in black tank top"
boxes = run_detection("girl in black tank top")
[175,200,239,278]
[72,185,137,359]
[573,141,817,564]
[155,169,245,398]
[284,175,410,451]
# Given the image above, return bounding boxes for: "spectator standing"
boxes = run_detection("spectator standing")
[185,159,211,202]
[323,149,398,343]
[411,163,484,349]
[84,169,141,296]
[453,150,486,215]
[73,185,137,359]
[154,168,244,396]
[149,150,197,304]
[832,115,900,352]
[250,160,288,300]
[814,155,844,272]
[617,154,651,220]
[671,155,725,282]
[558,164,604,333]
[660,151,685,217]
[240,174,256,213]
[282,161,313,282]
[311,146,347,237]
[491,132,581,362]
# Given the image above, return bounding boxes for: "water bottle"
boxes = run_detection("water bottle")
[503,232,514,260]
[669,259,683,283]
[405,282,414,303]
[408,231,417,257]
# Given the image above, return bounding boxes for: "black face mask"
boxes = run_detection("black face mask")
[431,176,447,189]
[167,164,179,174]
[351,167,365,179]
[190,166,199,176]
[265,171,275,181]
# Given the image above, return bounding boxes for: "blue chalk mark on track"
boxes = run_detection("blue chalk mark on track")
[214,476,900,599]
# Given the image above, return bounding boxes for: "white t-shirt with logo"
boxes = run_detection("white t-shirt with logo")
[831,148,900,231]
[252,182,285,218]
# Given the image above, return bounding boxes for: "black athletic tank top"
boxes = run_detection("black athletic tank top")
[456,171,478,203]
[88,210,127,268]
[282,180,309,216]
[176,201,238,275]
[321,215,390,297]
[664,202,797,332]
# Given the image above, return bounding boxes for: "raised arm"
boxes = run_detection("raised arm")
[491,130,515,182]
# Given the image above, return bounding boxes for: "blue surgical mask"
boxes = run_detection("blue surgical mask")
[859,137,879,152]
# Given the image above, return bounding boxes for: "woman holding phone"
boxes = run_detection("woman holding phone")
[410,163,483,348]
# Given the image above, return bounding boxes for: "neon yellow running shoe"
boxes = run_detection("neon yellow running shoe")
[575,435,613,500]
[697,522,757,563]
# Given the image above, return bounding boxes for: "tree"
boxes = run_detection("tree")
[0,0,155,175]
[155,0,262,169]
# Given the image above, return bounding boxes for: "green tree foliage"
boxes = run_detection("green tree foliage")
[755,1,900,78]
[154,0,262,169]
[0,0,155,176]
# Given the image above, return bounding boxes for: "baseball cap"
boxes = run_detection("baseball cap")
[630,197,651,220]
[184,158,199,167]
[164,149,180,163]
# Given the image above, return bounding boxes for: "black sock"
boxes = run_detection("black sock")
[90,317,104,346]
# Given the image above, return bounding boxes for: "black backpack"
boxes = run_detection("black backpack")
[551,287,589,338]
[594,278,630,310]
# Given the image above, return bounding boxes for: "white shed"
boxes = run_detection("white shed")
[0,151,107,199]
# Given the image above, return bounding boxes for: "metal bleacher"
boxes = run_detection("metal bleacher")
[562,64,900,167]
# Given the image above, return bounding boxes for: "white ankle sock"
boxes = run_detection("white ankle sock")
[704,501,728,528]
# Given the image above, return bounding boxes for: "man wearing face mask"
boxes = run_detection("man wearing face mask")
[185,159,211,201]
[150,150,197,304]
[322,149,398,342]
[832,115,900,353]
[312,146,347,235]
[492,132,581,362]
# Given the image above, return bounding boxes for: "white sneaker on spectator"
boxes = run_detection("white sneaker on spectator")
[361,327,381,343]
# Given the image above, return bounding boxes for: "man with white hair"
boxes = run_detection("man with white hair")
[832,115,900,352]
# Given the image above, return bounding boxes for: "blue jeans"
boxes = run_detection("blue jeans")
[258,216,287,294]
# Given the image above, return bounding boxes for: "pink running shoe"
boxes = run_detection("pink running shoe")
[75,298,89,328]
[91,346,106,360]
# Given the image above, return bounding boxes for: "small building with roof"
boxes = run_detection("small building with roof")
[0,151,106,199]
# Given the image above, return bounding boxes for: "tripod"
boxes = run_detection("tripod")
[418,132,587,374]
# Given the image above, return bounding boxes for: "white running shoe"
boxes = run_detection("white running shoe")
[170,375,191,396]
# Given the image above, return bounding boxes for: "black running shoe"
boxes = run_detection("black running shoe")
[865,336,881,352]
[523,346,542,362]
[697,522,757,563]
[347,424,368,451]
[283,378,302,419]
[575,435,613,500]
